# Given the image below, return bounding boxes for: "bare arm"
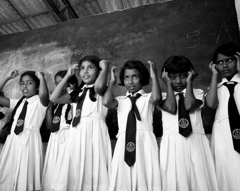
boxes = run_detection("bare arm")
[0,70,20,107]
[184,69,201,111]
[161,69,177,114]
[235,52,240,75]
[102,66,118,109]
[50,64,78,104]
[94,60,109,96]
[35,71,49,107]
[205,62,219,109]
[148,61,162,106]
[43,102,53,130]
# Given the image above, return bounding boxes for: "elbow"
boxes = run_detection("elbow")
[206,101,218,110]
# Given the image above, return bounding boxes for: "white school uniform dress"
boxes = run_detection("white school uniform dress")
[159,89,218,191]
[0,107,12,153]
[211,73,240,191]
[0,95,47,191]
[42,104,71,191]
[109,89,161,191]
[51,84,112,191]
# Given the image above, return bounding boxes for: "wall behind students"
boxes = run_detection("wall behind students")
[0,0,239,135]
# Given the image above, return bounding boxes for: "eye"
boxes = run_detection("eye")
[132,75,139,80]
[227,58,234,63]
[169,75,176,80]
[181,74,188,78]
[216,60,223,65]
[124,76,129,81]
[79,66,84,70]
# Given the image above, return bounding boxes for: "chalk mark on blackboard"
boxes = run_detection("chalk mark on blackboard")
[186,30,201,48]
[216,22,232,44]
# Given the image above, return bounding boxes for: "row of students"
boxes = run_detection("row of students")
[0,41,239,191]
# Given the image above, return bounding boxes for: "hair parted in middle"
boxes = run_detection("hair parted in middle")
[20,71,40,88]
[162,55,196,74]
[119,60,150,86]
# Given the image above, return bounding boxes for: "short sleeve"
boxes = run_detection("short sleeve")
[9,98,20,109]
[193,88,205,108]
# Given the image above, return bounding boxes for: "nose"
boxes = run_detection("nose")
[176,77,181,84]
[222,61,228,68]
[129,77,134,84]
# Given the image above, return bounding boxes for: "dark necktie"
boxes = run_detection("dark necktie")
[224,82,240,153]
[14,100,28,135]
[178,93,192,137]
[51,104,64,132]
[124,94,141,167]
[72,87,89,127]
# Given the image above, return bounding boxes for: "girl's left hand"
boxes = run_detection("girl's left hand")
[234,52,240,72]
[148,60,157,78]
[110,66,117,85]
[99,60,110,70]
[186,69,198,82]
[35,71,44,79]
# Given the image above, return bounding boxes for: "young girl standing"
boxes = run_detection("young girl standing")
[206,42,240,191]
[103,60,162,191]
[158,55,218,191]
[0,70,49,191]
[42,70,78,191]
[50,55,112,191]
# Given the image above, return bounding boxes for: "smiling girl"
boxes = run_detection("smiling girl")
[49,55,112,191]
[0,70,49,191]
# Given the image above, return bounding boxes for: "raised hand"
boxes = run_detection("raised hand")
[148,60,157,78]
[99,60,110,70]
[110,66,117,85]
[35,71,45,79]
[67,64,78,77]
[235,52,240,72]
[7,69,20,79]
[161,68,172,85]
[187,69,198,83]
[209,61,218,75]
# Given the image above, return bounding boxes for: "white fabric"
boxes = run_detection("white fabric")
[0,107,12,153]
[235,0,240,31]
[160,89,218,191]
[211,73,240,191]
[50,88,112,191]
[42,104,71,191]
[109,89,161,191]
[0,95,47,191]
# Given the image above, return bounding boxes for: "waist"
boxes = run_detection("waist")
[81,112,105,121]
[163,128,205,135]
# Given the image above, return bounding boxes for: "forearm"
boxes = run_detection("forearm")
[205,74,218,109]
[0,76,10,90]
[102,82,117,109]
[94,68,108,96]
[150,76,162,106]
[39,76,49,106]
[50,75,70,102]
[44,103,53,129]
[162,83,176,114]
[185,82,198,111]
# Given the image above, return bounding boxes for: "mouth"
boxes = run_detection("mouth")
[82,75,90,80]
[22,89,28,93]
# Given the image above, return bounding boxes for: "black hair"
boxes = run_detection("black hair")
[20,71,40,88]
[55,70,78,87]
[119,60,150,86]
[162,55,196,74]
[212,41,240,63]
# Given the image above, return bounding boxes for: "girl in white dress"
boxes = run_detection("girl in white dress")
[42,70,78,191]
[50,55,112,191]
[103,60,162,191]
[0,70,49,191]
[158,55,218,191]
[206,42,240,191]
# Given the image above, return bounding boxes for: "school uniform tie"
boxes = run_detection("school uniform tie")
[51,104,64,132]
[124,94,141,167]
[224,81,240,153]
[14,100,28,135]
[72,87,89,127]
[178,93,192,137]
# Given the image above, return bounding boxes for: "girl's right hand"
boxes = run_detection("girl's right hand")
[7,69,20,79]
[67,64,78,77]
[110,66,117,84]
[209,61,218,75]
[161,68,172,85]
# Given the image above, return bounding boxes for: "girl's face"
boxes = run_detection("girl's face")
[19,75,38,98]
[169,72,188,92]
[215,53,238,78]
[124,69,142,94]
[55,75,67,95]
[79,61,99,85]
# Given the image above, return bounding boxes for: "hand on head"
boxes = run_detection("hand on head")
[99,60,110,70]
[110,66,117,84]
[209,61,218,75]
[187,68,198,82]
[35,71,44,79]
[67,64,78,77]
[148,60,157,78]
[234,52,240,72]
[7,69,21,79]
[161,68,172,85]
